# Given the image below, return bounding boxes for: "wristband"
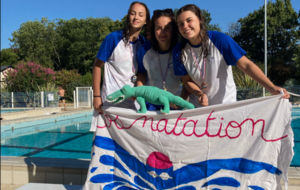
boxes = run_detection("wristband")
[93,95,101,97]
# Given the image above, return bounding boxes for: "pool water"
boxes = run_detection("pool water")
[292,107,300,120]
[1,120,93,159]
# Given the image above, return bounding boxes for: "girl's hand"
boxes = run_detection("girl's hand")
[198,94,208,106]
[170,103,181,110]
[268,86,290,99]
[130,96,136,101]
[93,97,103,112]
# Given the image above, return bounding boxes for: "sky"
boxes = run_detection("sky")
[1,0,300,50]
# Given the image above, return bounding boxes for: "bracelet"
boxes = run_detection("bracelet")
[93,95,101,97]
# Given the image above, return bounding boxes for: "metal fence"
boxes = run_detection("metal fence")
[2,86,299,109]
[74,87,93,108]
[1,91,59,108]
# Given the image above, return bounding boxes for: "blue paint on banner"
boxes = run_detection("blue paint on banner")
[103,182,125,190]
[117,186,138,190]
[90,167,97,173]
[146,163,173,176]
[92,136,281,189]
[90,174,141,189]
[202,177,240,187]
[177,186,196,190]
[249,185,265,190]
[100,155,131,177]
[134,176,154,190]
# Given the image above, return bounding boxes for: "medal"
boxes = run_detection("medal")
[191,48,208,89]
[131,75,137,83]
[157,52,172,91]
[201,82,207,89]
[163,82,167,91]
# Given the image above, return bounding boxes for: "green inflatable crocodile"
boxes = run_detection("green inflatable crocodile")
[106,85,195,114]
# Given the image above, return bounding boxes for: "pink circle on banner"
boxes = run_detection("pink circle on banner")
[146,152,173,169]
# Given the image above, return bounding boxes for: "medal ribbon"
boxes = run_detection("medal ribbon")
[191,47,206,79]
[157,52,172,89]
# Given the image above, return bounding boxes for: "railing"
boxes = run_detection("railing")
[74,87,93,108]
[2,86,299,110]
[1,91,59,108]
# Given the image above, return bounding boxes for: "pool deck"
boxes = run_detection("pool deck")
[1,156,90,186]
[1,107,63,120]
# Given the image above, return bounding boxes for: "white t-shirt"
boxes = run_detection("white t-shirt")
[173,31,246,107]
[137,41,181,96]
[97,30,146,108]
[90,30,146,131]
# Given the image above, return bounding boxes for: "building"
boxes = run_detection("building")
[1,65,14,88]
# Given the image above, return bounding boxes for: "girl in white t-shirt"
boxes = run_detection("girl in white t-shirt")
[90,1,150,131]
[173,4,289,108]
[136,9,192,111]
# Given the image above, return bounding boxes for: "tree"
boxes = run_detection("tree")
[226,22,241,38]
[4,61,56,107]
[293,44,300,83]
[202,9,222,32]
[54,69,81,90]
[0,48,19,66]
[54,17,123,74]
[232,0,299,85]
[9,18,58,68]
[4,61,56,92]
[8,16,126,76]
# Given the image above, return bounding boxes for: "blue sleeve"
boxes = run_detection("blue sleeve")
[137,42,151,73]
[96,31,121,62]
[208,31,246,66]
[173,43,188,76]
[138,35,147,44]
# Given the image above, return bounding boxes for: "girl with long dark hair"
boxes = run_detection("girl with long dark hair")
[173,4,289,108]
[136,9,190,111]
[90,1,150,131]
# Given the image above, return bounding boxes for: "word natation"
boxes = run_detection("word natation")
[97,111,287,142]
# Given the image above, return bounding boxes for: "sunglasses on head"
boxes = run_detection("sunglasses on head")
[153,9,173,15]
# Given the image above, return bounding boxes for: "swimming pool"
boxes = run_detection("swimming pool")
[292,107,300,166]
[292,107,300,120]
[1,110,300,166]
[1,116,93,159]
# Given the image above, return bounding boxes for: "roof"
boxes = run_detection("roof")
[1,65,14,72]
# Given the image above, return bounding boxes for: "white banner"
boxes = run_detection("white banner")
[83,95,294,190]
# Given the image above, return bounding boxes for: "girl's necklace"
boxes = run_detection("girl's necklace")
[191,47,207,89]
[156,52,172,91]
